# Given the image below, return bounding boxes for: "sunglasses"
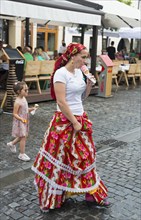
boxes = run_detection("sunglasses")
[24,89,28,92]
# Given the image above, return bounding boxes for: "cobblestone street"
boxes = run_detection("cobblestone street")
[0,86,141,220]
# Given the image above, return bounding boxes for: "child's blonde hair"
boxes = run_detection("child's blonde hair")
[13,81,27,94]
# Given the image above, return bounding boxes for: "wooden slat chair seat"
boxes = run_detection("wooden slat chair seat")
[112,64,119,87]
[135,63,141,82]
[24,60,41,94]
[126,64,137,86]
[38,60,55,90]
[123,60,129,64]
[113,60,123,66]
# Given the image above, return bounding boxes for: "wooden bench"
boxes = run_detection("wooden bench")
[24,60,55,93]
[24,60,41,94]
[38,60,55,89]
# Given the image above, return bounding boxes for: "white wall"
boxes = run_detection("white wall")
[58,26,64,51]
[9,20,21,48]
[32,23,37,50]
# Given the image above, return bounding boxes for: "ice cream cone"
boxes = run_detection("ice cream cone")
[81,65,96,84]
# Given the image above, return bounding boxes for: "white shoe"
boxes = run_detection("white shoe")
[18,153,30,162]
[7,142,16,153]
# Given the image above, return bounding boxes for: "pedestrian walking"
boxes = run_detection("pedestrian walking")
[106,41,116,60]
[7,81,37,161]
[32,43,109,212]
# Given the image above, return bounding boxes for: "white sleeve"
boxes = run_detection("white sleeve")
[53,68,67,84]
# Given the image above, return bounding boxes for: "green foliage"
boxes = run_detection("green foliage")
[117,0,132,6]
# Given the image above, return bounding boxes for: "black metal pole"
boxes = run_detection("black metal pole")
[91,26,98,76]
[63,26,65,42]
[101,27,104,54]
[80,25,85,45]
[25,17,29,46]
[130,39,134,51]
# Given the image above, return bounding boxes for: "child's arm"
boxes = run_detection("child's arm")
[28,107,36,113]
[13,102,26,123]
[28,104,39,113]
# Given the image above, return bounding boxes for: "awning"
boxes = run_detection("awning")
[0,0,103,26]
[85,0,141,28]
[119,27,141,39]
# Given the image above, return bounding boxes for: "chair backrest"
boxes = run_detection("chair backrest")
[128,64,137,74]
[123,60,129,64]
[40,60,55,75]
[113,60,123,66]
[136,60,141,64]
[25,61,41,76]
[136,63,141,74]
[112,64,119,75]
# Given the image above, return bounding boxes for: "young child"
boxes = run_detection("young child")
[7,81,37,161]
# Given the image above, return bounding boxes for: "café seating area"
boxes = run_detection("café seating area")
[1,58,141,108]
[112,59,141,87]
[23,58,141,95]
[95,58,141,89]
[24,60,55,94]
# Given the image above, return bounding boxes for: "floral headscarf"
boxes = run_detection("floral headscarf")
[51,43,86,99]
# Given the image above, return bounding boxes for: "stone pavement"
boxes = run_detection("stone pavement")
[0,85,141,220]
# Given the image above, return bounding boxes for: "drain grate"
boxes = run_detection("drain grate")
[96,139,127,151]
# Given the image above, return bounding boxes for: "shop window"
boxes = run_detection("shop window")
[48,33,55,51]
[37,32,45,48]
[37,25,58,52]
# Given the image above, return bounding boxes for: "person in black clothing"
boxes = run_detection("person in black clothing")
[106,41,116,60]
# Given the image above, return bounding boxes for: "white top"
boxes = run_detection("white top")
[53,67,86,115]
[59,45,67,54]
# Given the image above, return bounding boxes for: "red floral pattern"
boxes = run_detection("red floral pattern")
[32,112,108,210]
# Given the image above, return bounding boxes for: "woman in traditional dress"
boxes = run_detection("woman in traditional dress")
[32,43,109,212]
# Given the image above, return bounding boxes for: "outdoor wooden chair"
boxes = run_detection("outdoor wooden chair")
[24,60,41,94]
[112,64,119,87]
[135,63,141,82]
[126,63,137,86]
[38,60,55,89]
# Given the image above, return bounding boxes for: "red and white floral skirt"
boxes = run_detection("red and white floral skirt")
[32,111,108,211]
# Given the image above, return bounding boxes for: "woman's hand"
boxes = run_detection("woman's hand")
[72,121,82,132]
[87,76,96,86]
[83,77,95,99]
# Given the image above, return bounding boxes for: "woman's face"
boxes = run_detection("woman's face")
[73,49,88,68]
